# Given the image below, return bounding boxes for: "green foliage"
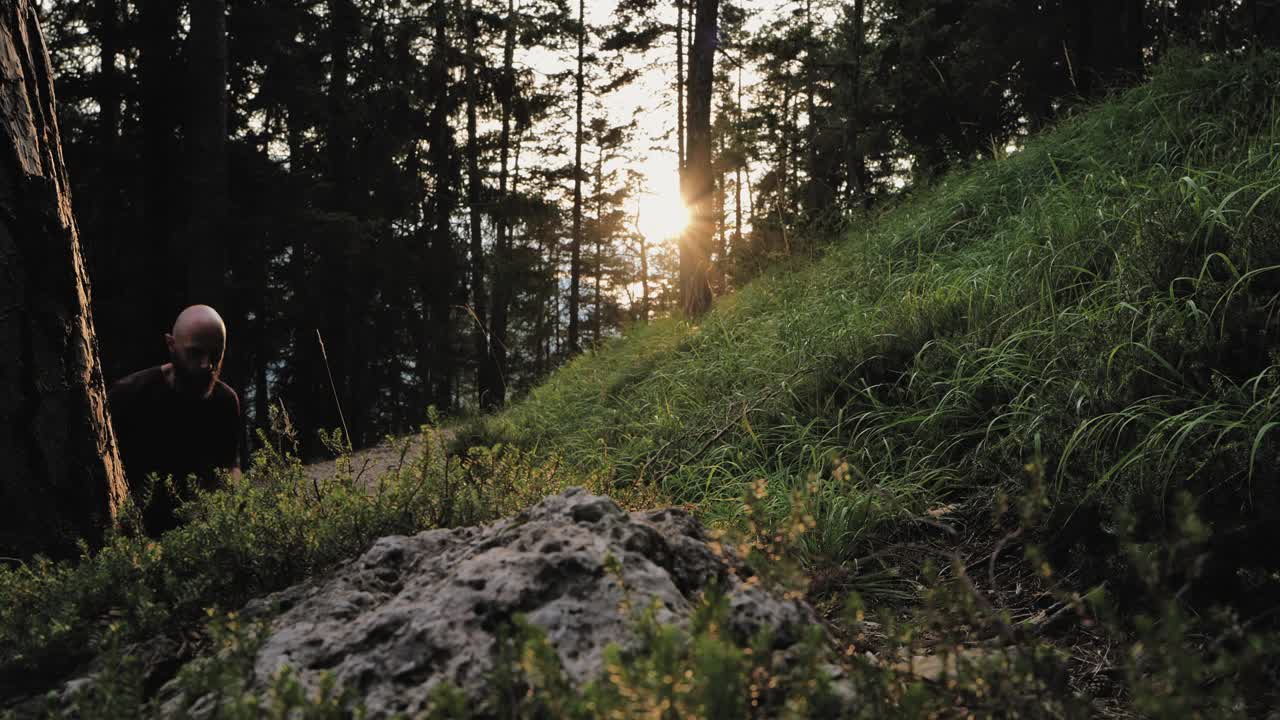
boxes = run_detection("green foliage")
[0,411,624,705]
[468,49,1280,587]
[417,591,847,720]
[447,50,1280,713]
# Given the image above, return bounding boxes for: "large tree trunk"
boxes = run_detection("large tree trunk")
[568,0,585,353]
[676,0,685,173]
[803,0,821,218]
[422,0,458,413]
[680,0,717,317]
[322,0,359,445]
[0,0,128,558]
[481,0,518,410]
[844,0,870,210]
[734,62,743,254]
[186,0,228,308]
[464,0,493,407]
[187,0,240,432]
[91,0,118,272]
[139,0,182,351]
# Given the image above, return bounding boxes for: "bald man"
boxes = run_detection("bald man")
[108,305,242,535]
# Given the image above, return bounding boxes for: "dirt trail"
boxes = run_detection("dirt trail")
[303,430,453,488]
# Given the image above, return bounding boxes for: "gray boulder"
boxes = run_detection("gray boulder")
[233,487,821,717]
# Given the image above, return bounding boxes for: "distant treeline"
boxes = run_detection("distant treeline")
[40,0,1280,457]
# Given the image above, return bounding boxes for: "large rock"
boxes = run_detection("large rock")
[236,488,819,717]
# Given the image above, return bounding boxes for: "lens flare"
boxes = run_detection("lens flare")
[637,191,691,243]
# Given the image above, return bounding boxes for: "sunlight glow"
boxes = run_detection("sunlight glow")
[637,190,691,244]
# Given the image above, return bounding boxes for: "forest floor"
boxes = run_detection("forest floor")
[303,430,453,490]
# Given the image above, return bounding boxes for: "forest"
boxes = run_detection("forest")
[4,0,1280,717]
[39,0,1269,456]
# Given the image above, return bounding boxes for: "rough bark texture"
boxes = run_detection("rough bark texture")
[680,0,717,318]
[0,0,127,557]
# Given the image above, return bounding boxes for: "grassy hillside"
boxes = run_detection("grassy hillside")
[455,50,1280,711]
[470,50,1280,580]
[6,50,1280,717]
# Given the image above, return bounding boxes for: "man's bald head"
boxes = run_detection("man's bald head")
[165,305,228,398]
[172,304,226,344]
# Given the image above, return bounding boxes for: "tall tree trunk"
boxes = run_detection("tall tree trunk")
[803,0,820,218]
[776,79,793,246]
[424,1,458,413]
[734,62,743,253]
[712,126,726,291]
[139,0,182,348]
[187,0,228,308]
[483,0,518,409]
[676,0,686,172]
[844,0,869,209]
[593,148,603,345]
[327,0,356,211]
[634,197,649,320]
[91,0,117,268]
[324,0,360,445]
[464,0,492,406]
[535,233,550,375]
[0,0,128,558]
[187,0,241,428]
[639,233,650,320]
[568,0,585,353]
[681,0,717,317]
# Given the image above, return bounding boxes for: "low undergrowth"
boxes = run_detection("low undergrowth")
[0,411,661,714]
[24,474,1280,718]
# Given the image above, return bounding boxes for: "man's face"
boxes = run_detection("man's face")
[165,327,224,397]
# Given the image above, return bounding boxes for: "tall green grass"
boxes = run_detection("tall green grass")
[468,50,1280,586]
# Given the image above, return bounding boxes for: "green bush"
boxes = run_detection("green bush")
[0,410,654,708]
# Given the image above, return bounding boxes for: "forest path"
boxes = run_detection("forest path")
[303,429,453,489]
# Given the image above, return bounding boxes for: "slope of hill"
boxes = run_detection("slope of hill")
[473,49,1280,572]
[457,49,1280,709]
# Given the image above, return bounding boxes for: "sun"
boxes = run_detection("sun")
[636,189,691,243]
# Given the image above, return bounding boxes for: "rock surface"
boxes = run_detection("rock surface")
[234,487,819,717]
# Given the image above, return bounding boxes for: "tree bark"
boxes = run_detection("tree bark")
[484,0,519,409]
[680,0,717,318]
[186,0,228,308]
[733,61,743,253]
[639,234,650,320]
[714,127,726,291]
[91,0,118,271]
[568,0,585,353]
[0,0,128,558]
[139,0,182,346]
[593,147,604,345]
[676,0,685,172]
[464,0,493,408]
[844,0,870,209]
[803,0,821,217]
[424,0,458,413]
